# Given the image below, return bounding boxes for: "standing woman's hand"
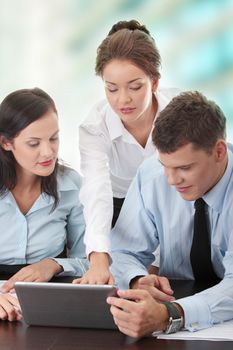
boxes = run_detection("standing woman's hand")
[1,259,63,293]
[73,252,115,285]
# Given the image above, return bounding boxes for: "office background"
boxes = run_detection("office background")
[0,0,232,170]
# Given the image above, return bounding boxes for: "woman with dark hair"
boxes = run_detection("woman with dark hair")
[0,88,87,321]
[75,20,180,285]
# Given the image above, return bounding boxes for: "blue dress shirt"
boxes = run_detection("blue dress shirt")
[0,167,88,276]
[110,147,233,331]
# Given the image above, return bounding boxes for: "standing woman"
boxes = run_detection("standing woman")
[76,20,179,284]
[0,88,87,321]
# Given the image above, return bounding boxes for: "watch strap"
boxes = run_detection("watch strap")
[162,302,183,334]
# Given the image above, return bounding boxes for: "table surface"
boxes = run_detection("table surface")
[0,276,232,350]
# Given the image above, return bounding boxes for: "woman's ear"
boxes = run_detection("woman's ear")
[0,135,13,151]
[152,79,159,93]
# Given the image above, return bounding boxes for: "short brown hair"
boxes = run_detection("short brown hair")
[95,20,161,79]
[152,91,226,153]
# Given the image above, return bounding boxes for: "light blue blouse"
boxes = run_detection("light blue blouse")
[110,147,233,331]
[0,167,88,276]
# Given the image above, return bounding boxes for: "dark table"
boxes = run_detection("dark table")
[0,276,232,350]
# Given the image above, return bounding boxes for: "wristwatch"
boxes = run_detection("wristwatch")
[162,302,183,334]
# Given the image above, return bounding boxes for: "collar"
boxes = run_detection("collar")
[154,88,172,117]
[105,104,125,141]
[203,148,233,213]
[105,92,161,143]
[2,168,80,213]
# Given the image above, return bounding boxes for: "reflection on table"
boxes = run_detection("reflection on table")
[0,275,232,350]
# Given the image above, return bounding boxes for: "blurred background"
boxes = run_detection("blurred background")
[0,0,232,170]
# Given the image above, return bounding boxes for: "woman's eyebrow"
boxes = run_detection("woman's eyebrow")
[26,130,59,140]
[105,78,142,85]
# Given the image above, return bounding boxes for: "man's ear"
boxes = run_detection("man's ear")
[0,135,13,151]
[214,139,227,162]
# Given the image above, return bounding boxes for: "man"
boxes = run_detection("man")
[107,91,233,338]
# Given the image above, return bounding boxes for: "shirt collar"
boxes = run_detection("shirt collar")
[1,168,80,213]
[203,147,233,213]
[27,170,79,214]
[105,104,124,141]
[154,88,175,118]
[105,94,159,143]
[1,191,13,205]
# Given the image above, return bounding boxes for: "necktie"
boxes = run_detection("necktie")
[190,198,219,282]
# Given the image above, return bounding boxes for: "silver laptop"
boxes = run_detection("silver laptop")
[15,282,118,329]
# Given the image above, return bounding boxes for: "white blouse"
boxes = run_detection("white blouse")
[79,87,180,255]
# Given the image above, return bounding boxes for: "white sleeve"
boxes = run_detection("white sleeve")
[151,247,160,267]
[79,124,113,256]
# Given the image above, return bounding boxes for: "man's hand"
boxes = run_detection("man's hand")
[131,274,175,302]
[107,289,169,338]
[0,294,22,322]
[1,259,62,293]
[73,252,115,285]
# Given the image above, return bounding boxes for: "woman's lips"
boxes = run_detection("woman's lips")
[120,107,136,114]
[38,160,53,167]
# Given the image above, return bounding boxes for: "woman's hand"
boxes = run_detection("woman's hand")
[73,252,115,285]
[0,293,22,321]
[1,259,63,293]
[73,265,115,285]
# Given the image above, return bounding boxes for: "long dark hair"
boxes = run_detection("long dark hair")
[0,87,62,208]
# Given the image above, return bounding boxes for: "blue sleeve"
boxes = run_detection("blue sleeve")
[54,170,88,276]
[178,247,233,331]
[56,204,88,277]
[110,167,159,289]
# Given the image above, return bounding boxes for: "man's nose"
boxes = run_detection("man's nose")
[166,169,182,186]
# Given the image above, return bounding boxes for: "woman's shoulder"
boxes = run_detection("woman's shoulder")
[157,86,182,100]
[80,98,113,130]
[57,165,82,191]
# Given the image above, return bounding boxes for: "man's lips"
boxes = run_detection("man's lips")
[176,186,192,193]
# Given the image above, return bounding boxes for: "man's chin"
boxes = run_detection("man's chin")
[179,192,196,202]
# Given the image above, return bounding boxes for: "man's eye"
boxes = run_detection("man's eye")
[181,167,190,170]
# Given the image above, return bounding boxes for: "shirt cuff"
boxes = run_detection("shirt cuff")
[110,250,152,289]
[51,258,88,277]
[176,294,212,331]
[85,235,111,257]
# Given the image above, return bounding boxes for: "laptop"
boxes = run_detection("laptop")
[15,282,118,329]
